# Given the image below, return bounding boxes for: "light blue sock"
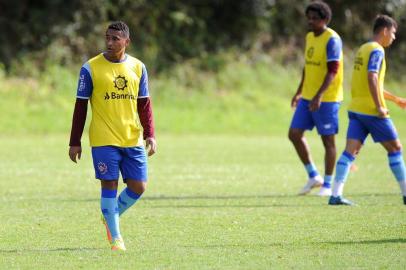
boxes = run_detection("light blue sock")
[118,187,142,216]
[305,163,319,178]
[101,188,120,239]
[323,175,333,188]
[388,151,406,181]
[334,151,355,183]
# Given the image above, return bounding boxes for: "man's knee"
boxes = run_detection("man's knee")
[127,180,147,195]
[288,129,303,143]
[391,142,403,153]
[384,140,403,153]
[322,135,336,149]
[100,180,118,190]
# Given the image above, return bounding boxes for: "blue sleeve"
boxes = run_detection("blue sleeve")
[368,49,384,73]
[326,37,342,62]
[76,63,93,99]
[138,64,150,97]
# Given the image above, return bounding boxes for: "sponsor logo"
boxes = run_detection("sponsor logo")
[354,52,363,71]
[97,162,108,175]
[103,75,135,101]
[323,124,332,129]
[104,92,136,100]
[305,60,321,66]
[307,47,314,58]
[79,75,85,91]
[369,52,382,70]
[114,75,128,91]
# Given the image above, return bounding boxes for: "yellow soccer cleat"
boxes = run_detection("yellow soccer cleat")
[111,237,126,251]
[101,215,113,243]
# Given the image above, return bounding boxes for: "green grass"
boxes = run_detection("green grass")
[1,134,405,269]
[2,52,406,135]
[1,53,406,268]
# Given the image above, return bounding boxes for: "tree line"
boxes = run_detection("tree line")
[1,0,405,74]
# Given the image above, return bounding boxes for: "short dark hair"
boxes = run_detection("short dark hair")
[305,1,332,24]
[373,15,397,34]
[107,21,130,38]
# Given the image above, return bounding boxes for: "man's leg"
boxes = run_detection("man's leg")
[118,180,146,216]
[100,180,121,241]
[329,139,362,205]
[381,140,406,204]
[289,128,322,195]
[288,128,312,165]
[318,134,336,196]
[118,146,148,215]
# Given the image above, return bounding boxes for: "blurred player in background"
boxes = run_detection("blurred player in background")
[288,1,343,196]
[329,15,406,205]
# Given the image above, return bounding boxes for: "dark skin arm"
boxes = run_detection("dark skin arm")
[291,69,304,108]
[68,98,88,163]
[308,69,337,112]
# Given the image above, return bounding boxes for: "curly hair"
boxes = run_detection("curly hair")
[305,1,332,24]
[107,21,130,38]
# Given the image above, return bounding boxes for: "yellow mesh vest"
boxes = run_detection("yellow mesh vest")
[87,53,144,147]
[349,42,387,116]
[302,28,343,102]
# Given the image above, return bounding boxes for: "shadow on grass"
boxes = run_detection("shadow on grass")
[320,238,406,245]
[143,192,400,201]
[182,238,406,248]
[52,192,399,205]
[144,194,297,200]
[0,247,103,253]
[147,203,324,208]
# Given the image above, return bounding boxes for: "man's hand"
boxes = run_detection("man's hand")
[291,93,301,109]
[309,94,322,112]
[377,106,389,118]
[395,97,406,109]
[145,137,157,156]
[69,146,82,163]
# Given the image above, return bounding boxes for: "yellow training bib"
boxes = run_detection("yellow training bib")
[302,28,343,102]
[87,53,144,147]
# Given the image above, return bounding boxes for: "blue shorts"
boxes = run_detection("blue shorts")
[347,112,398,143]
[91,146,148,181]
[290,98,340,135]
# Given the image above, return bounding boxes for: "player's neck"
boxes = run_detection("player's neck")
[372,35,385,47]
[104,51,126,63]
[313,26,327,37]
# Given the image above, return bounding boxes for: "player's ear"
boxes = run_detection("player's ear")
[382,27,389,37]
[125,38,130,47]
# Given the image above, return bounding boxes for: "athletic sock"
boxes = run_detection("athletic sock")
[388,151,406,182]
[305,163,319,178]
[323,175,333,188]
[332,181,345,197]
[335,151,355,182]
[101,188,121,239]
[399,181,406,196]
[332,151,355,197]
[118,187,142,216]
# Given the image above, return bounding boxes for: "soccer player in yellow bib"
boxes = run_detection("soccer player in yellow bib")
[68,21,157,249]
[329,15,406,205]
[289,1,343,196]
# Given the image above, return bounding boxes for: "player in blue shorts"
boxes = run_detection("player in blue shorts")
[68,21,157,249]
[289,2,344,196]
[329,15,406,205]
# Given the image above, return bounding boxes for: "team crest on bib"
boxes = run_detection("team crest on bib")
[307,47,314,58]
[97,162,108,174]
[113,75,128,91]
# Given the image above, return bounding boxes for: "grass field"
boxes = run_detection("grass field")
[0,133,405,269]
